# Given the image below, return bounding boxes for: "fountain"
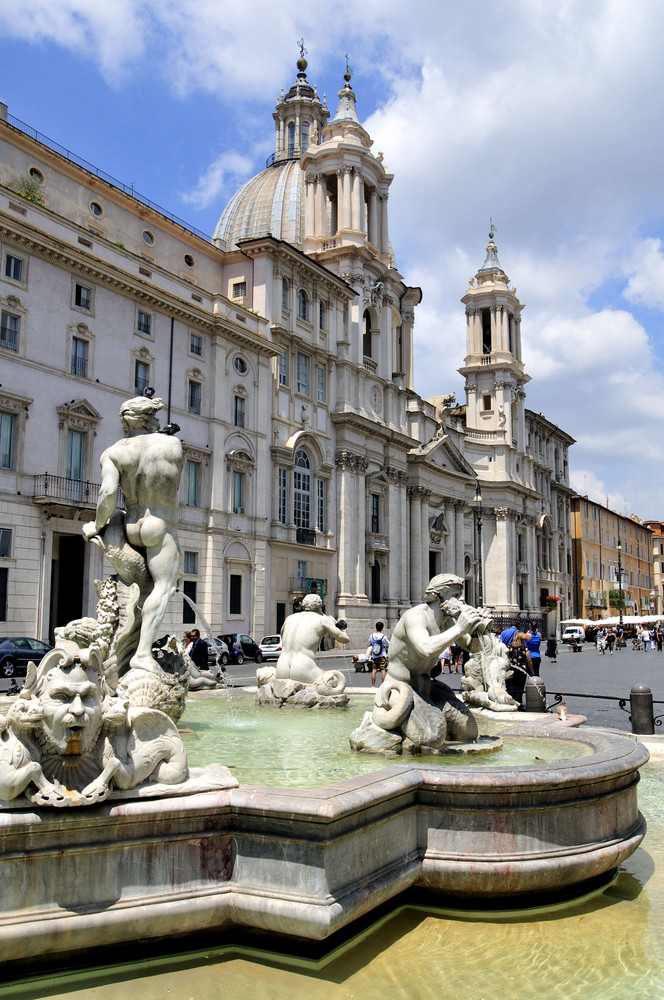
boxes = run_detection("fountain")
[0,400,650,976]
[256,593,350,707]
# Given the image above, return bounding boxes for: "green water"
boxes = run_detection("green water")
[5,701,662,1000]
[180,693,585,787]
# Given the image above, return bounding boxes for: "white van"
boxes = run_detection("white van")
[562,626,586,645]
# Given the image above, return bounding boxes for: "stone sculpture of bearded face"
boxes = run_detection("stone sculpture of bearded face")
[36,662,105,755]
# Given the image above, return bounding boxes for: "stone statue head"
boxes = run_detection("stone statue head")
[424,574,464,604]
[119,396,163,435]
[302,593,323,613]
[31,658,107,754]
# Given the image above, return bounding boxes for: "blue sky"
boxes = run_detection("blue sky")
[1,0,663,517]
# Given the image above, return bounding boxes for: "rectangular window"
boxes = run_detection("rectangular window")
[317,479,326,533]
[278,467,288,524]
[189,333,202,356]
[232,471,245,514]
[4,254,23,283]
[71,337,88,378]
[229,573,242,615]
[371,494,380,533]
[233,395,245,427]
[0,567,6,621]
[66,429,85,480]
[182,579,197,624]
[232,281,247,300]
[482,394,492,411]
[136,310,152,335]
[0,413,15,469]
[186,460,200,506]
[296,352,310,395]
[0,311,19,351]
[297,561,307,589]
[282,278,289,310]
[183,550,198,575]
[74,283,91,310]
[279,351,289,386]
[188,380,201,415]
[319,300,326,330]
[317,365,326,403]
[134,360,150,395]
[0,528,11,557]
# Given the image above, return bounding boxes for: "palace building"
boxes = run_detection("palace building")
[0,56,575,646]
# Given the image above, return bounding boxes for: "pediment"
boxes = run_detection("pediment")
[56,398,102,428]
[409,433,475,477]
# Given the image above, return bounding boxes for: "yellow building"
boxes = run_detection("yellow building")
[571,497,655,619]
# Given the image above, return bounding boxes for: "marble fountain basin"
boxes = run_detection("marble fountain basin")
[0,720,648,965]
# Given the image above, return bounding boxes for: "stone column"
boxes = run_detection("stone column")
[316,175,327,238]
[492,507,511,608]
[379,192,389,253]
[335,451,357,599]
[355,456,368,597]
[420,488,431,597]
[409,486,422,603]
[304,172,315,238]
[368,189,378,246]
[455,501,465,578]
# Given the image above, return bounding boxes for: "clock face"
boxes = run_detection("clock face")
[370,387,381,413]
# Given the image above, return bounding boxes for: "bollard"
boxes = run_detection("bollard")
[630,683,655,735]
[525,675,547,713]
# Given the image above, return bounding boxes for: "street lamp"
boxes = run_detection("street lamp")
[617,540,624,628]
[475,481,484,607]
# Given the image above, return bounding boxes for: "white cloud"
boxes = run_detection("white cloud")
[623,238,664,311]
[182,151,256,210]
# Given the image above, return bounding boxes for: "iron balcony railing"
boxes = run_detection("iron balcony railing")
[33,473,125,509]
[0,326,19,351]
[70,357,88,378]
[296,527,317,546]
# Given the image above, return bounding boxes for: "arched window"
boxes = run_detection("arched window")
[287,122,295,158]
[363,309,372,358]
[294,449,311,528]
[301,122,309,150]
[298,289,309,321]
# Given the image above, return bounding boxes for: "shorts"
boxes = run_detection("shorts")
[371,656,387,670]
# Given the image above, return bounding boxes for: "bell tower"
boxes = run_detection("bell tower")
[459,230,529,449]
[272,44,329,164]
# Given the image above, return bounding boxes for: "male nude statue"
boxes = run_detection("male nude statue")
[386,573,490,698]
[275,593,349,684]
[83,397,183,672]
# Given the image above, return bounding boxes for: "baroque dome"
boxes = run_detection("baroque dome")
[213,158,305,250]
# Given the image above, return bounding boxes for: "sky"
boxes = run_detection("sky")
[0,0,663,517]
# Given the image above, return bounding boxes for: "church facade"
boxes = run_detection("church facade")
[0,58,574,647]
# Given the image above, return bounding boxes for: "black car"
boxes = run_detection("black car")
[217,633,262,664]
[0,637,54,676]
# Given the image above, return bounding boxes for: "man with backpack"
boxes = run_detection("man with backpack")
[368,621,390,687]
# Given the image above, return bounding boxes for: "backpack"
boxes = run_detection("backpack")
[371,635,385,657]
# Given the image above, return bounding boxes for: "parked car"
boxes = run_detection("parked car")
[0,637,54,676]
[258,635,283,660]
[562,626,586,645]
[217,633,262,664]
[203,636,230,667]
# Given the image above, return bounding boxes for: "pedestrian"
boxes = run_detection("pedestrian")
[606,628,616,655]
[506,631,533,705]
[545,635,557,662]
[188,628,209,670]
[524,622,542,676]
[656,626,663,653]
[642,627,652,652]
[450,643,464,674]
[596,628,606,655]
[368,621,389,687]
[500,619,519,648]
[441,645,454,673]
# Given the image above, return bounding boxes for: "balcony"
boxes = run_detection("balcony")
[366,532,389,551]
[0,325,18,351]
[33,474,125,515]
[296,527,317,546]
